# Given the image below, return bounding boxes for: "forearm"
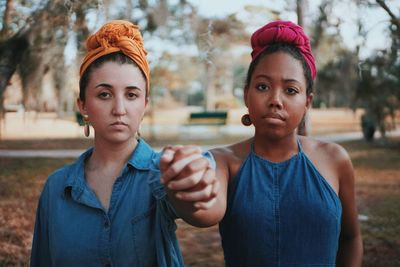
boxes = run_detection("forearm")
[336,234,363,267]
[167,191,225,227]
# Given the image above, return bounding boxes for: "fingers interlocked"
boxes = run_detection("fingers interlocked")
[160,145,218,210]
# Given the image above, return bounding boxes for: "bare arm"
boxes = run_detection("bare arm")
[335,146,363,266]
[160,146,228,227]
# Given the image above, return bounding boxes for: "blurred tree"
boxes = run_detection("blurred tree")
[296,0,305,26]
[354,0,400,140]
[375,0,400,38]
[0,35,28,116]
[315,47,359,108]
[151,52,200,107]
[0,0,12,40]
[135,2,249,110]
[0,0,97,114]
[192,15,248,110]
[355,52,399,140]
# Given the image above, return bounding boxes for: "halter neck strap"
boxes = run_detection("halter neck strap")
[250,136,304,154]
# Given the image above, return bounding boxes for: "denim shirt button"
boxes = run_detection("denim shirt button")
[104,220,110,228]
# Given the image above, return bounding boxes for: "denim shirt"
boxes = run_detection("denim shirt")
[30,139,184,267]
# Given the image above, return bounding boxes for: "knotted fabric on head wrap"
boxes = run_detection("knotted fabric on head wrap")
[251,20,316,80]
[80,20,150,94]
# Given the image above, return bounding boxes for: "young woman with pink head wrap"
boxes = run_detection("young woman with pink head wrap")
[163,20,363,266]
[30,20,219,266]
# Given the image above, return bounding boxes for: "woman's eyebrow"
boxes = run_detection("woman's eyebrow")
[94,84,143,91]
[95,83,112,89]
[283,78,302,84]
[126,86,142,91]
[254,74,301,84]
[254,74,272,80]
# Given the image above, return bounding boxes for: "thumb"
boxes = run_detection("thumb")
[160,148,175,173]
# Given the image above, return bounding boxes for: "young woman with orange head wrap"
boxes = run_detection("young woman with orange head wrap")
[30,20,218,267]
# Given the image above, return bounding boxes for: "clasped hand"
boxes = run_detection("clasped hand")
[160,145,219,210]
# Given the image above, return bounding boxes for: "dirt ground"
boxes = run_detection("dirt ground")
[1,138,400,266]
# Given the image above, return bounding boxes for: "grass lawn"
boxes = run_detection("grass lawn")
[0,137,399,266]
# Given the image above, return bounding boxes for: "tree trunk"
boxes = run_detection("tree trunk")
[0,0,96,112]
[0,36,28,139]
[296,0,307,135]
[0,0,13,41]
[205,62,216,110]
[296,0,304,27]
[0,36,29,101]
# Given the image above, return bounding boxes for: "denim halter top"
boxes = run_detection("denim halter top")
[219,140,342,267]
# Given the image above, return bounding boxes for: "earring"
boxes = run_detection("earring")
[83,115,90,137]
[241,114,252,126]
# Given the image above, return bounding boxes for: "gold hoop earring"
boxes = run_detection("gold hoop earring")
[83,115,90,137]
[241,114,252,126]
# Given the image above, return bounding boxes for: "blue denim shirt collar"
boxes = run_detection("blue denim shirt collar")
[62,139,156,200]
[126,139,155,170]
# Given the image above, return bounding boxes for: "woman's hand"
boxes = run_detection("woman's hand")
[160,145,219,210]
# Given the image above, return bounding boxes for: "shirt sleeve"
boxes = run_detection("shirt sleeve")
[147,167,179,220]
[202,150,216,169]
[30,183,51,267]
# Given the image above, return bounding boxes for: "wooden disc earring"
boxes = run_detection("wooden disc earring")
[241,114,252,126]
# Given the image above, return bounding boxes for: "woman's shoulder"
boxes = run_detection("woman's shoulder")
[300,136,353,193]
[211,138,252,163]
[43,150,89,192]
[45,162,77,187]
[34,162,77,204]
[210,138,252,181]
[301,136,350,161]
[300,136,352,183]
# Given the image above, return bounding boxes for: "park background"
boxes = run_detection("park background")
[0,0,400,266]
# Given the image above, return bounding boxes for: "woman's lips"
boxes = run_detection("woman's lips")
[262,113,285,121]
[110,121,128,129]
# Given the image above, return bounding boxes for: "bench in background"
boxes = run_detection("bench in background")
[187,111,228,126]
[182,111,228,138]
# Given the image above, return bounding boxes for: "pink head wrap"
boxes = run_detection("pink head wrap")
[251,20,317,80]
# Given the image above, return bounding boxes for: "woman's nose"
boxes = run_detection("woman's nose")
[112,96,127,116]
[268,90,283,109]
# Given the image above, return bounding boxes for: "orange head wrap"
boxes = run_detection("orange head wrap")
[79,20,150,94]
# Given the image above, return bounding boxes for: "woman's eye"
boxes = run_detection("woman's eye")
[286,87,299,95]
[256,83,269,91]
[98,92,111,99]
[127,92,138,99]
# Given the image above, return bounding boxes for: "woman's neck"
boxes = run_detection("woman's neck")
[253,133,299,162]
[89,137,138,171]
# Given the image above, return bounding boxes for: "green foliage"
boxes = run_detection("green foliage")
[316,49,359,108]
[355,50,399,140]
[187,90,204,106]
